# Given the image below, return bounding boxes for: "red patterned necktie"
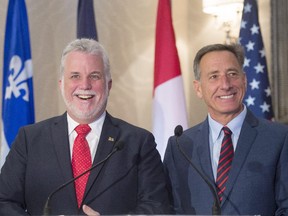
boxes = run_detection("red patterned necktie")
[72,124,92,208]
[216,126,234,202]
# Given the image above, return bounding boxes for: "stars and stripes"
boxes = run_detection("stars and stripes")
[239,0,274,120]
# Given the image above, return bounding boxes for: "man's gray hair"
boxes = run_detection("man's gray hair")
[60,38,111,81]
[193,43,245,80]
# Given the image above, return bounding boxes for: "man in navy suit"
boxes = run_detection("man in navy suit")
[164,43,288,215]
[0,39,170,215]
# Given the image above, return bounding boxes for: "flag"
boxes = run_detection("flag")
[77,0,98,40]
[239,0,274,120]
[153,0,188,159]
[1,0,35,169]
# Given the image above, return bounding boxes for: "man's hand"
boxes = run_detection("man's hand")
[83,204,100,216]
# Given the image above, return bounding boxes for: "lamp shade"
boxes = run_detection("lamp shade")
[203,0,244,16]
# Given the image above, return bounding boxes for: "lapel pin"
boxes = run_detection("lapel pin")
[108,137,114,142]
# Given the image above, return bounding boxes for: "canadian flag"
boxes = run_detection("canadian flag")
[153,0,188,159]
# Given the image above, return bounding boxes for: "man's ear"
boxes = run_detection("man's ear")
[108,80,112,90]
[193,80,203,99]
[58,78,62,90]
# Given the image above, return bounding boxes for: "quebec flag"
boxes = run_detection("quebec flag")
[0,0,35,169]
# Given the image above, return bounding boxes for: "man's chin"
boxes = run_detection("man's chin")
[74,111,95,120]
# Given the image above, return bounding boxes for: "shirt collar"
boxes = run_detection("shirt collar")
[67,111,106,137]
[208,105,247,142]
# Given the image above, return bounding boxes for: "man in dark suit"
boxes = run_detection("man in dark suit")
[0,38,170,215]
[164,43,288,215]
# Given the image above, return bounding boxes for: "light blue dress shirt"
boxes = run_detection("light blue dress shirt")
[208,105,247,180]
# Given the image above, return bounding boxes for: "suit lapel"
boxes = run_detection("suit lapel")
[51,113,77,205]
[196,119,215,183]
[84,113,120,201]
[185,120,219,207]
[221,110,259,205]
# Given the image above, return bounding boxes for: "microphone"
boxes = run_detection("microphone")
[43,141,124,215]
[174,125,221,215]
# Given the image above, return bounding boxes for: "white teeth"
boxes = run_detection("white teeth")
[220,94,233,99]
[78,95,93,99]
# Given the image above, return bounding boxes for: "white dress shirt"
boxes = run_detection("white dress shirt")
[67,112,106,162]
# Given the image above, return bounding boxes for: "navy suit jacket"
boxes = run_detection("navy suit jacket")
[0,112,170,215]
[164,110,288,216]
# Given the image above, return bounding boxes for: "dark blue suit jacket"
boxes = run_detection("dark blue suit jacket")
[0,112,170,215]
[164,110,288,216]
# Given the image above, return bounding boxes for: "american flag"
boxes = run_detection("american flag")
[239,0,274,120]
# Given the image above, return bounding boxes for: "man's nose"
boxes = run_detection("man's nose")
[220,75,231,89]
[80,78,92,89]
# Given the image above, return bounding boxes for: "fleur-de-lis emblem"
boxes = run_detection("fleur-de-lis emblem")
[5,55,33,102]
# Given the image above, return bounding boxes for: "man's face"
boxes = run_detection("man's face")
[59,51,112,123]
[193,50,247,122]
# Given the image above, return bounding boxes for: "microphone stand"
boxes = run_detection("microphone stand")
[43,142,124,215]
[174,125,221,215]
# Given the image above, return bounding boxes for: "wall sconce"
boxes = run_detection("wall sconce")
[202,0,244,44]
